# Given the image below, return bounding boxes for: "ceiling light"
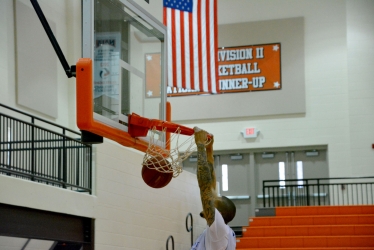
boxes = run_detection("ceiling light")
[262,153,274,159]
[230,154,243,160]
[306,150,319,157]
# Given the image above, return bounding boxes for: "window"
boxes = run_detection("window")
[279,160,304,188]
[279,162,285,188]
[222,164,228,191]
[297,161,304,188]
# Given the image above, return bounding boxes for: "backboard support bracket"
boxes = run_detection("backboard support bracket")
[30,0,105,144]
[81,131,104,144]
[30,0,76,78]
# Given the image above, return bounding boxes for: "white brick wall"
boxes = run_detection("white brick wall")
[347,0,374,176]
[94,140,205,249]
[0,0,15,106]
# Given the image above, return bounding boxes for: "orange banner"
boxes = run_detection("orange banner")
[217,43,281,93]
[145,53,162,98]
[145,43,281,97]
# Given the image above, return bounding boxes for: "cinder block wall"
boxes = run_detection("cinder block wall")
[94,140,206,250]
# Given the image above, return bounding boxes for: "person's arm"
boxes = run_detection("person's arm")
[194,127,216,226]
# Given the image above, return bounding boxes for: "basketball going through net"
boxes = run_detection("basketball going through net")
[128,113,212,188]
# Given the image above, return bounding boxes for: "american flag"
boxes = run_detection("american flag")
[163,0,219,94]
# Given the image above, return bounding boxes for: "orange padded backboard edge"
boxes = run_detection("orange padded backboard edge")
[76,58,149,152]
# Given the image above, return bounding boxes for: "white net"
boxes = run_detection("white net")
[142,127,197,177]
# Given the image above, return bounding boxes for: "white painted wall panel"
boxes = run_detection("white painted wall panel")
[15,0,58,118]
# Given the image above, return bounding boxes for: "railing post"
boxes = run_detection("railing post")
[63,128,67,189]
[89,146,92,194]
[186,213,193,247]
[7,118,12,176]
[76,144,80,188]
[317,179,321,205]
[277,185,280,207]
[263,180,266,207]
[306,179,310,206]
[31,118,35,181]
[166,235,174,250]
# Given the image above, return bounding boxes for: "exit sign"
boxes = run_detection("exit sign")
[241,127,259,139]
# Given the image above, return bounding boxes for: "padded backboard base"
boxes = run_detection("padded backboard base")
[76,58,150,153]
[81,130,103,144]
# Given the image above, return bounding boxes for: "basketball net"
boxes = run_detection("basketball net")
[143,126,211,177]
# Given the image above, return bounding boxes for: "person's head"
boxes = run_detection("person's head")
[215,196,236,224]
[200,196,236,224]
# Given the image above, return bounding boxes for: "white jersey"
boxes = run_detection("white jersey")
[191,208,236,250]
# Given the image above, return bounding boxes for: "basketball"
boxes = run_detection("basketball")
[141,156,173,188]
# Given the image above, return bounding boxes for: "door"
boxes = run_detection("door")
[217,154,251,226]
[256,149,328,207]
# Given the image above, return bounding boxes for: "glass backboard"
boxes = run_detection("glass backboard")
[82,0,167,135]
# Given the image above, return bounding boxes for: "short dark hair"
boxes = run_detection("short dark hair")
[215,196,236,224]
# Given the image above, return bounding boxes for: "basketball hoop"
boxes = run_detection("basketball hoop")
[143,127,195,177]
[128,113,212,177]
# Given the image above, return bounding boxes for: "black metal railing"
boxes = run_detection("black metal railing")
[262,177,374,207]
[185,213,193,247]
[166,235,174,250]
[0,104,92,193]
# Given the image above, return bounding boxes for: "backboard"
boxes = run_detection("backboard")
[79,0,167,151]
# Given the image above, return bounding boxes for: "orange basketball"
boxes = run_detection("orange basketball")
[141,157,173,188]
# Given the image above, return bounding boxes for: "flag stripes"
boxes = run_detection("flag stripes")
[163,0,219,94]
